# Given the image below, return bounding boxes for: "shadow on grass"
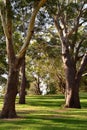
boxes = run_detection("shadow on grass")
[0,114,87,130]
[27,100,64,108]
[26,95,65,100]
[25,95,65,108]
[0,94,87,130]
[25,94,87,108]
[81,102,87,108]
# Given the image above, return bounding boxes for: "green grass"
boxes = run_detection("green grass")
[0,93,87,130]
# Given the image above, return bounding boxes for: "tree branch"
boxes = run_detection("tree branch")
[0,1,9,38]
[17,0,47,59]
[67,2,85,38]
[0,0,15,63]
[77,52,87,77]
[74,38,85,63]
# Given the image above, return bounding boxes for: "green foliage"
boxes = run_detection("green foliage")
[0,0,4,8]
[81,75,87,91]
[47,82,57,94]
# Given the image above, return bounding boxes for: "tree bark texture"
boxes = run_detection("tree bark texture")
[19,56,26,104]
[64,65,81,108]
[0,67,19,118]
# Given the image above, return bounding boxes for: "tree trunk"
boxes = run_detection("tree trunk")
[34,76,41,95]
[64,66,81,108]
[0,67,19,118]
[65,84,81,108]
[19,56,26,104]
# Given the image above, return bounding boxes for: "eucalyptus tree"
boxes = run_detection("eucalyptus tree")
[26,26,65,94]
[0,0,47,118]
[26,41,50,95]
[46,0,87,108]
[31,8,66,94]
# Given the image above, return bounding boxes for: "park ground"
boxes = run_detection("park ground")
[0,92,87,130]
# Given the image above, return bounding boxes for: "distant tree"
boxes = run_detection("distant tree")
[26,32,65,94]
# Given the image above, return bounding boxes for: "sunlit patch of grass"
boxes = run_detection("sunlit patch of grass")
[0,93,87,130]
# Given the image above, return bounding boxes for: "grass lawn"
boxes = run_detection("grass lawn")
[0,92,87,130]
